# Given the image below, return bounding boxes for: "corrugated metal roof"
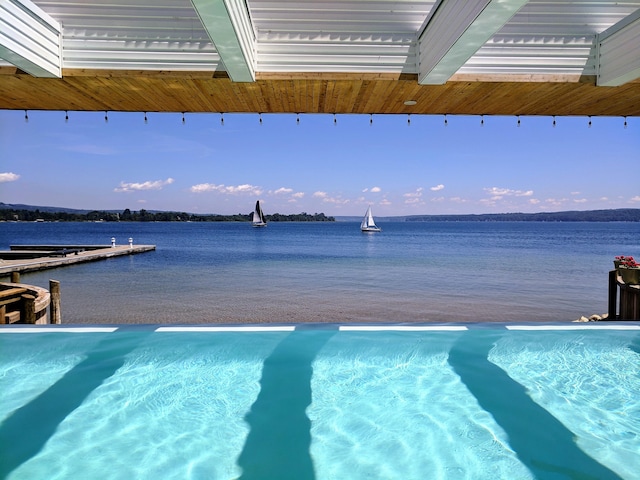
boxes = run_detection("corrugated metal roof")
[1,0,638,79]
[31,0,220,70]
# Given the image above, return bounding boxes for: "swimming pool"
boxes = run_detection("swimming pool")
[1,324,639,480]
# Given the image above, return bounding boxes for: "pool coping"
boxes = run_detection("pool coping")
[1,322,639,333]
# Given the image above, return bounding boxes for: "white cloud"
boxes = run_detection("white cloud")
[0,172,20,183]
[190,183,262,196]
[379,198,392,206]
[370,186,382,193]
[430,184,444,192]
[484,187,534,199]
[403,187,423,198]
[273,187,293,195]
[313,191,348,204]
[115,178,174,193]
[630,196,640,203]
[573,198,588,203]
[291,192,305,199]
[403,188,425,205]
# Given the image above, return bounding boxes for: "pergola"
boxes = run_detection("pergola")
[1,0,639,117]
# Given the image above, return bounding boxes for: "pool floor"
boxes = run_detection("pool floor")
[1,324,639,479]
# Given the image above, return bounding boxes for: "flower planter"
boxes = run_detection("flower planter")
[619,267,640,285]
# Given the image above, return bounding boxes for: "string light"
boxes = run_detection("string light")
[144,112,148,124]
[220,113,224,126]
[444,114,448,127]
[407,114,411,126]
[333,113,337,126]
[517,115,520,127]
[65,110,69,123]
[24,110,28,122]
[182,112,185,124]
[552,115,556,127]
[588,116,592,128]
[480,115,484,127]
[104,111,108,123]
[624,116,627,129]
[369,114,373,126]
[259,113,263,125]
[296,113,300,125]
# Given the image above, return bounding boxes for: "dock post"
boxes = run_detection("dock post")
[11,271,20,283]
[50,279,61,324]
[23,294,36,324]
[608,270,618,320]
[0,305,5,324]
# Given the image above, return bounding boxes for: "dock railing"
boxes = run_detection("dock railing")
[0,273,58,325]
[608,270,640,320]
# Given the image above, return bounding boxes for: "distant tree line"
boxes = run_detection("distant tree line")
[404,209,640,222]
[0,208,335,222]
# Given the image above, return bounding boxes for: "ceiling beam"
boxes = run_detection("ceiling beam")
[597,8,640,87]
[190,0,256,82]
[417,0,527,85]
[0,0,61,77]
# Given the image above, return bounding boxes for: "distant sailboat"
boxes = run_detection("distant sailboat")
[360,205,381,232]
[252,200,267,227]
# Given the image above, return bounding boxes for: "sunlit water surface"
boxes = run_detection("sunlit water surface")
[1,326,639,479]
[1,221,639,323]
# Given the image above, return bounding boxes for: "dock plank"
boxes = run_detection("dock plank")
[0,245,156,276]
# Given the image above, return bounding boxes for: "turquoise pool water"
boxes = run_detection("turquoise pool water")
[1,324,639,480]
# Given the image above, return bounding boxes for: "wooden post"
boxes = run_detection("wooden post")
[11,271,20,283]
[50,279,61,324]
[0,305,5,324]
[608,270,618,320]
[22,294,36,324]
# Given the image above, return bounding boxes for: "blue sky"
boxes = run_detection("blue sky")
[1,109,638,217]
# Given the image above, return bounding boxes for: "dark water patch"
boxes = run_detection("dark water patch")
[448,331,622,480]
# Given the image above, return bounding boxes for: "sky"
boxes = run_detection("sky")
[0,109,638,217]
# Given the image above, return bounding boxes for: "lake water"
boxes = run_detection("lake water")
[1,221,639,324]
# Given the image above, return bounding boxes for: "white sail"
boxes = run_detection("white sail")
[360,206,380,232]
[252,201,267,227]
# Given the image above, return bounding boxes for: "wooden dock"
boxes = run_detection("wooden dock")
[0,244,156,276]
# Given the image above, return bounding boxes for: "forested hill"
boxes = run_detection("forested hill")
[403,209,640,222]
[0,204,335,222]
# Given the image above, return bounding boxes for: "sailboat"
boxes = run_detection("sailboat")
[360,205,381,232]
[252,200,267,227]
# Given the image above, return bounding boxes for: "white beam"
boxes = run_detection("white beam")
[191,0,255,82]
[597,9,640,87]
[0,0,61,77]
[418,0,527,85]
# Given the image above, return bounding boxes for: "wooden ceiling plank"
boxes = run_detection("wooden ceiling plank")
[1,71,639,116]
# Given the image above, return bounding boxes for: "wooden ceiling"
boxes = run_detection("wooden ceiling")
[1,68,639,117]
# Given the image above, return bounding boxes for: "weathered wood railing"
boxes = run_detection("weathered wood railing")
[0,273,59,324]
[608,270,640,320]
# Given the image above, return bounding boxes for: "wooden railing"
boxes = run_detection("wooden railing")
[608,270,640,320]
[0,273,58,324]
